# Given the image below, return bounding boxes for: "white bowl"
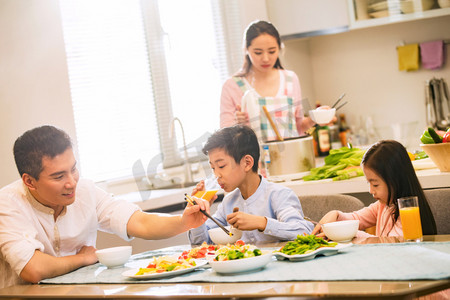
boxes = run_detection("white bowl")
[209,251,273,274]
[95,246,132,268]
[309,108,336,125]
[321,220,359,242]
[208,226,242,245]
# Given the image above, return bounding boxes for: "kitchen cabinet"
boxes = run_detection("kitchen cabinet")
[266,0,349,40]
[348,0,450,29]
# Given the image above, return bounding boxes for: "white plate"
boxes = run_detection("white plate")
[122,259,207,279]
[208,251,273,274]
[273,243,352,262]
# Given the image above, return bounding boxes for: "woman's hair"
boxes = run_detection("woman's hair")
[13,125,73,180]
[202,125,260,173]
[234,20,284,77]
[361,140,437,235]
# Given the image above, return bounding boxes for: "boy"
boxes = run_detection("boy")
[188,125,313,245]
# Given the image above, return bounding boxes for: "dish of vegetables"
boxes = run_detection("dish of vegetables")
[273,234,351,262]
[208,240,273,274]
[122,256,207,279]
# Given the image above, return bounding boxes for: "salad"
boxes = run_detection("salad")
[135,256,196,275]
[278,234,337,255]
[179,242,219,259]
[213,240,262,261]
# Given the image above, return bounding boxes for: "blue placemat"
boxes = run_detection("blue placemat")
[40,242,450,284]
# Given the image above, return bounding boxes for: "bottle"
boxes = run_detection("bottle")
[329,124,341,150]
[315,124,331,156]
[262,144,271,177]
[338,114,350,147]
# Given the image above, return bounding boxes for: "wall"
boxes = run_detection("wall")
[282,15,450,151]
[0,0,77,187]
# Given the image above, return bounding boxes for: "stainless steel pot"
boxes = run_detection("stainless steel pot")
[262,136,316,176]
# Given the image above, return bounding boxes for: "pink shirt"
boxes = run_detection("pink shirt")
[220,69,305,134]
[337,201,403,238]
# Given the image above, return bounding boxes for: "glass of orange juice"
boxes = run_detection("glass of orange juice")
[398,196,423,242]
[193,190,218,201]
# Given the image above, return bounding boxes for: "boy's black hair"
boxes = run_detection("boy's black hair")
[13,125,73,180]
[362,140,437,235]
[202,125,260,173]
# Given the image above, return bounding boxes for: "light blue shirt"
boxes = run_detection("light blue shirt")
[188,177,314,245]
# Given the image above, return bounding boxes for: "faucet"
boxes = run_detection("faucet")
[169,117,193,185]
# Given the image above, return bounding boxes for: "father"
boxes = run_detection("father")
[0,125,209,288]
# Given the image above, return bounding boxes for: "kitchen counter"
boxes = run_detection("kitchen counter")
[117,167,450,212]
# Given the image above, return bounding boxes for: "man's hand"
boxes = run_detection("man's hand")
[20,245,98,284]
[181,198,210,231]
[77,245,99,266]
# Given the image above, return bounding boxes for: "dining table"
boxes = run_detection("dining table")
[1,235,449,300]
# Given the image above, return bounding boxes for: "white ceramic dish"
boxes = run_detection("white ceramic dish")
[208,251,273,274]
[95,246,132,268]
[122,259,207,279]
[208,226,243,245]
[273,243,352,262]
[322,220,359,243]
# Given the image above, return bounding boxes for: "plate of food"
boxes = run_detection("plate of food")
[273,234,352,262]
[122,256,207,279]
[179,242,219,260]
[208,241,273,274]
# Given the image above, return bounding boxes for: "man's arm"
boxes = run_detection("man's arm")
[127,200,209,240]
[20,246,98,283]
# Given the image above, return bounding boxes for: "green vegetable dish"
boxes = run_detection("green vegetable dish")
[303,145,365,181]
[278,234,337,256]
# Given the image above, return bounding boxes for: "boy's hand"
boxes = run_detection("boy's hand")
[191,180,205,196]
[226,210,267,231]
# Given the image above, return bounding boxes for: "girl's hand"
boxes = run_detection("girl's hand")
[226,210,267,231]
[235,105,248,125]
[311,210,340,236]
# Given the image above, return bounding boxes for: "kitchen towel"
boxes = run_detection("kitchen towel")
[40,242,450,284]
[420,40,445,69]
[397,44,420,71]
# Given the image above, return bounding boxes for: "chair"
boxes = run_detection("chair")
[424,188,450,234]
[298,194,365,223]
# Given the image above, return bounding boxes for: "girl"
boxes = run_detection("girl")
[312,140,437,238]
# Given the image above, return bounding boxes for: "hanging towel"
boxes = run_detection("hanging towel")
[397,44,419,71]
[420,40,445,70]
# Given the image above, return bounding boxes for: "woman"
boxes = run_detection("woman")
[220,20,320,142]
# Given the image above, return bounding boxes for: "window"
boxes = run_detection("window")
[59,0,242,183]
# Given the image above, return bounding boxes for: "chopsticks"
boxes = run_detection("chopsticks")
[262,105,283,141]
[335,101,348,111]
[184,193,233,236]
[331,93,346,109]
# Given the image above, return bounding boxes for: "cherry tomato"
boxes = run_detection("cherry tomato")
[443,131,450,143]
[235,240,245,246]
[146,263,156,268]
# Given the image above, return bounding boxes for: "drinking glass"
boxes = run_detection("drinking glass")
[398,196,423,242]
[194,174,220,201]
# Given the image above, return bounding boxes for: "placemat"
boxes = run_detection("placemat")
[40,242,450,284]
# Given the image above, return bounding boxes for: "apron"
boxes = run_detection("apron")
[234,71,298,142]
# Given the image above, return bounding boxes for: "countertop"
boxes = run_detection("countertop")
[117,167,450,212]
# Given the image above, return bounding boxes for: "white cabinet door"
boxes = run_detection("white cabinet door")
[266,0,349,39]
